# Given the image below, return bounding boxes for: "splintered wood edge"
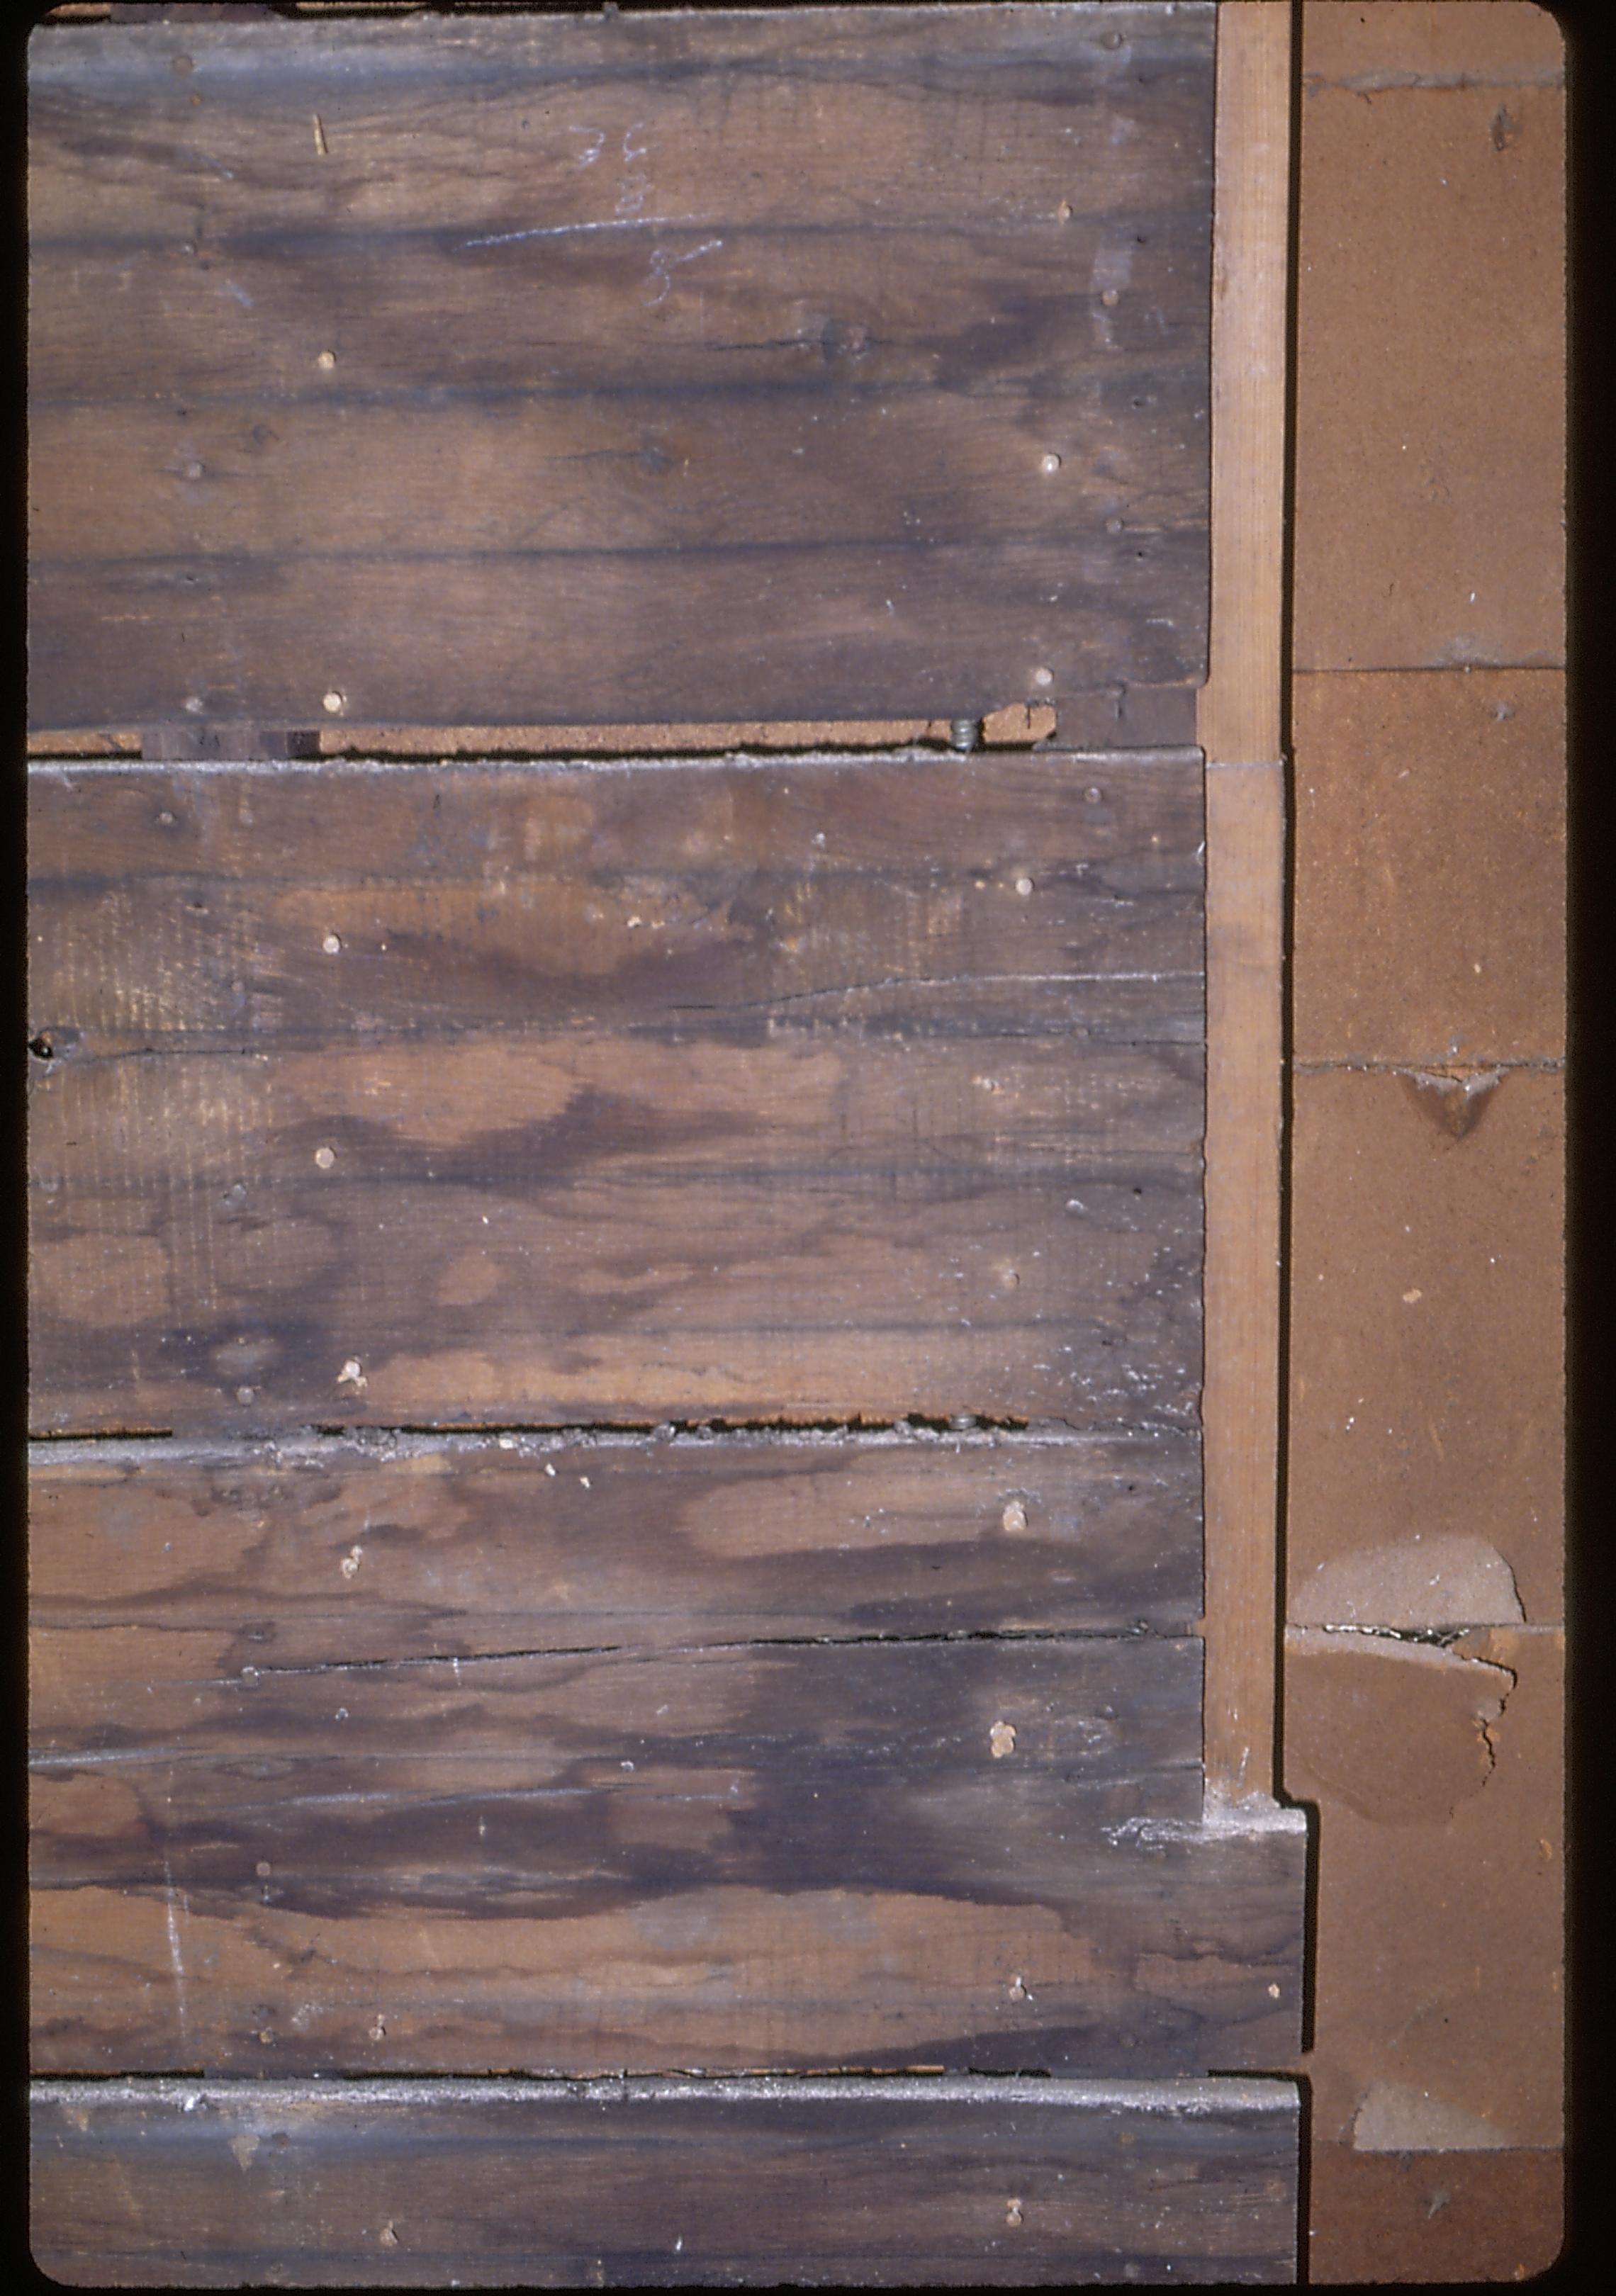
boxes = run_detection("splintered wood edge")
[25,709,1058,760]
[1199,0,1294,1805]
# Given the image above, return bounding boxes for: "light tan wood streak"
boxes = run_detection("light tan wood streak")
[1198,1,1294,768]
[1203,760,1286,1801]
[1199,0,1294,1803]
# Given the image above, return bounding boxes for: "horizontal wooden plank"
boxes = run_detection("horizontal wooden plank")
[28,375,1205,563]
[27,4,1212,729]
[25,1148,1203,1432]
[31,1611,1304,2071]
[28,753,1203,1434]
[28,535,1205,732]
[28,752,1204,1049]
[29,218,1202,405]
[28,7,1216,244]
[29,2073,1301,2285]
[28,1426,1202,1653]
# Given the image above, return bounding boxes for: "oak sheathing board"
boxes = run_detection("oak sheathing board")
[27,4,1214,731]
[28,752,1205,1434]
[30,2077,1301,2286]
[29,1428,1203,1655]
[33,1629,1294,2076]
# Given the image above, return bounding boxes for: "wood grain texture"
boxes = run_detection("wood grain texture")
[29,1426,1202,1655]
[28,753,1204,1435]
[1196,0,1292,767]
[27,3,1214,732]
[29,2074,1303,2286]
[1201,762,1284,1803]
[1196,0,1291,1804]
[30,1607,1306,2071]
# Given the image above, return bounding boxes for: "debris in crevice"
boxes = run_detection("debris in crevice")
[33,1419,1165,1470]
[175,1617,1184,1692]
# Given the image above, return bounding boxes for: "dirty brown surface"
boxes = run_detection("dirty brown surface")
[1292,11,1564,673]
[1291,669,1566,1065]
[30,2076,1303,2286]
[27,4,1214,733]
[1284,1628,1564,2156]
[1288,4,1566,2275]
[28,754,1203,1436]
[1306,2144,1564,2285]
[1286,1065,1564,1627]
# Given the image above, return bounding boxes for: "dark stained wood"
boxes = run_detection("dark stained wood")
[30,1610,1306,2069]
[32,541,1205,745]
[29,2074,1302,2286]
[30,379,1208,562]
[28,752,1203,1049]
[28,753,1203,1435]
[29,1427,1202,1655]
[26,4,1214,732]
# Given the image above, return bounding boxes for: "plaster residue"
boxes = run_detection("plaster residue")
[1352,2081,1515,2154]
[1291,1534,1525,1631]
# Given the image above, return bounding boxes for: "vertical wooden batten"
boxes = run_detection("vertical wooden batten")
[1199,1,1296,1806]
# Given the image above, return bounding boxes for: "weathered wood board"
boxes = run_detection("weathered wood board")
[23,11,1307,2280]
[26,4,1215,732]
[30,1613,1305,2076]
[29,2075,1302,2286]
[28,753,1204,1434]
[28,1427,1202,1655]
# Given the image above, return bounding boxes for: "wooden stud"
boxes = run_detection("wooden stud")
[1199,1,1292,771]
[1199,1,1295,1805]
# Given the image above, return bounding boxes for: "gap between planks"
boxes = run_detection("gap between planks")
[24,741,1192,780]
[29,1423,1197,1463]
[29,2071,1300,2112]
